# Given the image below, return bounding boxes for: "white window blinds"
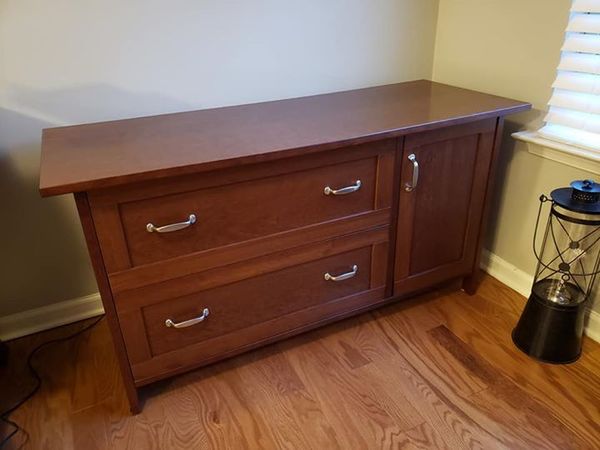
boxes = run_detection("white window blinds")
[539,0,600,153]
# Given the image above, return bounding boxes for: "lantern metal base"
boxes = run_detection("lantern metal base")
[512,289,587,364]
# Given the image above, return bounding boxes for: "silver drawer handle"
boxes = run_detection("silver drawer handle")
[404,154,419,192]
[324,180,361,196]
[165,308,210,328]
[324,264,358,282]
[147,214,197,233]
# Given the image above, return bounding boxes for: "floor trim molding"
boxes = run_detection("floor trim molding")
[0,293,104,341]
[480,250,532,298]
[480,249,600,343]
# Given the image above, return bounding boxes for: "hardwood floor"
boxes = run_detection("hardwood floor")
[2,274,599,449]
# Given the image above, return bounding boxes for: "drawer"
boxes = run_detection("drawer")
[120,158,375,266]
[116,228,389,384]
[89,140,395,277]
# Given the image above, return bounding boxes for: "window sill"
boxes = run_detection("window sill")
[512,131,599,175]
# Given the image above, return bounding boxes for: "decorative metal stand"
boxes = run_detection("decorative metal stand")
[512,179,600,364]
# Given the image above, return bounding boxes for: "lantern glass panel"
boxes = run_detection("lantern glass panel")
[533,205,600,305]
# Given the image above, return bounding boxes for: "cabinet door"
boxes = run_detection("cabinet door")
[393,119,498,296]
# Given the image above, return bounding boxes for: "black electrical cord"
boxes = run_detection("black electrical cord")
[0,315,104,449]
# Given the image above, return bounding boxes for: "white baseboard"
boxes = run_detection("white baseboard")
[0,292,104,341]
[480,250,533,298]
[480,249,600,343]
[585,307,600,343]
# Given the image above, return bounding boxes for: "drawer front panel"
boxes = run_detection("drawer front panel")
[89,140,395,275]
[116,229,389,384]
[143,246,371,356]
[120,157,376,266]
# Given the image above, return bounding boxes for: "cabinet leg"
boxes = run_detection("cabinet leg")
[127,385,141,415]
[462,272,481,295]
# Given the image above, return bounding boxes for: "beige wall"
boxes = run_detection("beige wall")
[433,0,600,312]
[0,0,440,316]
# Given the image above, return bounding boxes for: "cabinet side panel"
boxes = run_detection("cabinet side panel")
[90,203,132,272]
[74,192,140,413]
[463,117,505,294]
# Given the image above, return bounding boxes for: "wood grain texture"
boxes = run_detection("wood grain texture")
[394,120,495,297]
[108,209,391,293]
[463,117,505,294]
[3,274,599,449]
[39,80,530,196]
[38,84,529,416]
[89,139,395,276]
[139,245,377,357]
[115,225,390,386]
[73,193,140,414]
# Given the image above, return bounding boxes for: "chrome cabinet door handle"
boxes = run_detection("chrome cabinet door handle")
[165,308,210,328]
[404,154,419,192]
[324,264,358,282]
[147,214,197,233]
[324,180,362,196]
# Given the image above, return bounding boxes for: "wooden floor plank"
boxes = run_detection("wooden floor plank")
[375,300,489,398]
[371,314,515,449]
[430,324,585,449]
[314,313,495,449]
[1,274,599,449]
[308,323,425,432]
[70,401,110,450]
[432,289,600,446]
[240,346,343,450]
[186,365,279,450]
[394,422,451,450]
[285,337,399,450]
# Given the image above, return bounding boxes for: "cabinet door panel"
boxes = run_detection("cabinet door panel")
[410,134,477,273]
[394,120,496,296]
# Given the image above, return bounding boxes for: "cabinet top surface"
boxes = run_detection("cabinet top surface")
[39,80,530,196]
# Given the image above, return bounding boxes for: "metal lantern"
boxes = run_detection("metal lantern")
[513,179,600,364]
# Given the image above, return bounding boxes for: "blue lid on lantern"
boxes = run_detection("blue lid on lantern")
[550,179,600,215]
[512,179,600,364]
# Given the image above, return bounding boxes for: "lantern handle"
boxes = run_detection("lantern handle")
[532,194,551,266]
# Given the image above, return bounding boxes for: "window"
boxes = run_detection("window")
[540,0,600,154]
[514,0,600,173]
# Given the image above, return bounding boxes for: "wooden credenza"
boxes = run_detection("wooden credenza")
[39,81,529,412]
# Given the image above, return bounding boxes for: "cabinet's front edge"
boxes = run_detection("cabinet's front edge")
[462,116,505,294]
[74,191,141,414]
[41,109,527,198]
[385,136,405,298]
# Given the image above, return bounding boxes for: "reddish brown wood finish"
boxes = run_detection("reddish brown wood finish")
[109,210,389,293]
[393,119,496,297]
[119,157,375,266]
[73,193,140,414]
[462,117,505,294]
[39,82,530,413]
[117,228,389,384]
[88,140,395,277]
[39,81,530,196]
